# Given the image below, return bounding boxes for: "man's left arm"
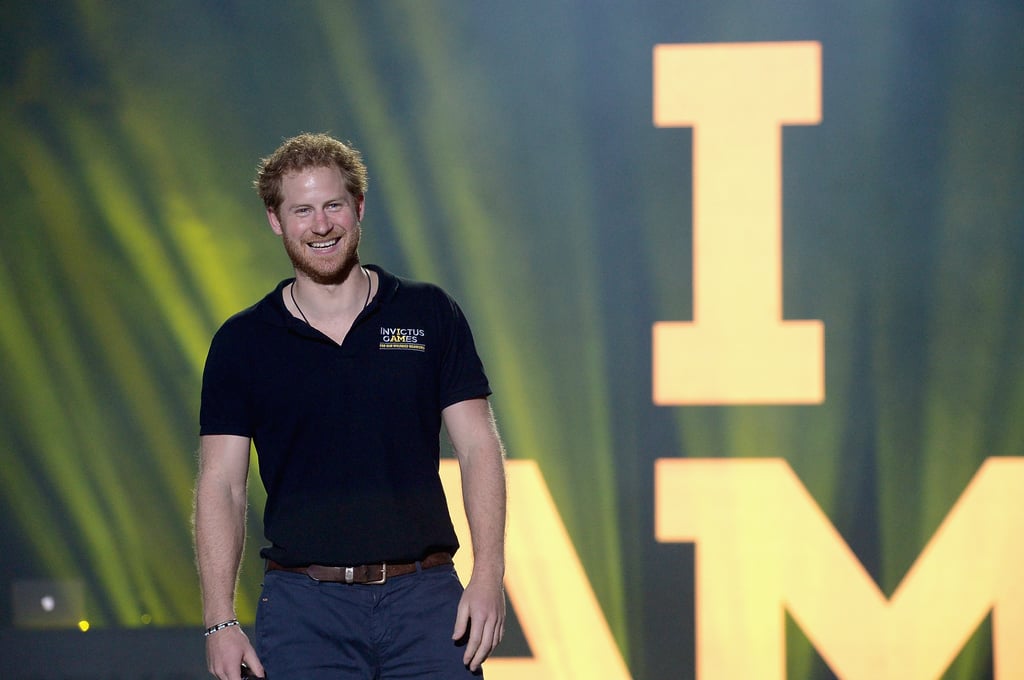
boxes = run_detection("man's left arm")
[443,397,507,672]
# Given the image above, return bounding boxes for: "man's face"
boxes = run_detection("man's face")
[267,165,365,285]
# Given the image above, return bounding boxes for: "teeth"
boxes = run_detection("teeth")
[309,239,339,249]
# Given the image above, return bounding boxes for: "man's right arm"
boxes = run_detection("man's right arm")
[194,434,265,680]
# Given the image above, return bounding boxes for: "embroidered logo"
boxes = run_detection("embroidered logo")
[379,327,426,352]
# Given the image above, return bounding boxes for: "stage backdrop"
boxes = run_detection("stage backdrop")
[1,2,1022,679]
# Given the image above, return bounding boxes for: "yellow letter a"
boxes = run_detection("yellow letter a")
[441,459,633,680]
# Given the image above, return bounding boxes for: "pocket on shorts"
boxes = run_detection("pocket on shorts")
[254,571,281,653]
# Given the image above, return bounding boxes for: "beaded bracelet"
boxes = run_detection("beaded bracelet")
[204,618,240,637]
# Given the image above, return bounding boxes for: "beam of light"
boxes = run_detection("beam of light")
[914,12,1024,677]
[3,121,200,624]
[398,2,627,650]
[314,0,446,285]
[0,256,84,585]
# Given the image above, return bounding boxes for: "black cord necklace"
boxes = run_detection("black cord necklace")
[290,266,371,326]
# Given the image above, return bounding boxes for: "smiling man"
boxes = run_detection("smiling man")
[193,133,507,680]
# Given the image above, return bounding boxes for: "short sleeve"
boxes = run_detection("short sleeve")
[199,322,254,437]
[438,292,492,409]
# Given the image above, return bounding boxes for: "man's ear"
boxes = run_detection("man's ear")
[356,194,366,223]
[267,207,283,235]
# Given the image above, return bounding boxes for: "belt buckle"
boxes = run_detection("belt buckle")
[365,564,387,585]
[344,564,387,584]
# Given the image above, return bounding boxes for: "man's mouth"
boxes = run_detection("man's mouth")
[308,238,339,250]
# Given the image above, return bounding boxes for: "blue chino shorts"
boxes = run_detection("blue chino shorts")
[255,562,483,679]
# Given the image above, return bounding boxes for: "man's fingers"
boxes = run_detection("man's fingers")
[480,622,502,670]
[492,620,505,652]
[452,599,470,641]
[241,650,266,679]
[454,580,506,670]
[206,627,263,680]
[462,616,484,666]
[465,616,502,671]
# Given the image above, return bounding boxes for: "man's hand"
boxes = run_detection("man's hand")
[206,625,265,680]
[452,573,506,672]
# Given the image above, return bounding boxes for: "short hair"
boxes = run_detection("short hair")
[254,132,369,213]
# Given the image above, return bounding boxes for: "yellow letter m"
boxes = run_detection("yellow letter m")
[656,457,1024,679]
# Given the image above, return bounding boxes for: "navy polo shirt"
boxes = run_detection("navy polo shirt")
[199,265,491,566]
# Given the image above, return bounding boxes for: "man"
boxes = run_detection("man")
[194,132,507,679]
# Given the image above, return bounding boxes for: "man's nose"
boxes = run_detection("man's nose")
[312,210,331,234]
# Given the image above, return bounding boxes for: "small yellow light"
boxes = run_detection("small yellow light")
[141,614,153,625]
[78,620,90,632]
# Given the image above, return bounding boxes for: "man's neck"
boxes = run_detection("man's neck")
[290,265,374,321]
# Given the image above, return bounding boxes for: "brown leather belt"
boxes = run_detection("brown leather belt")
[266,552,452,584]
